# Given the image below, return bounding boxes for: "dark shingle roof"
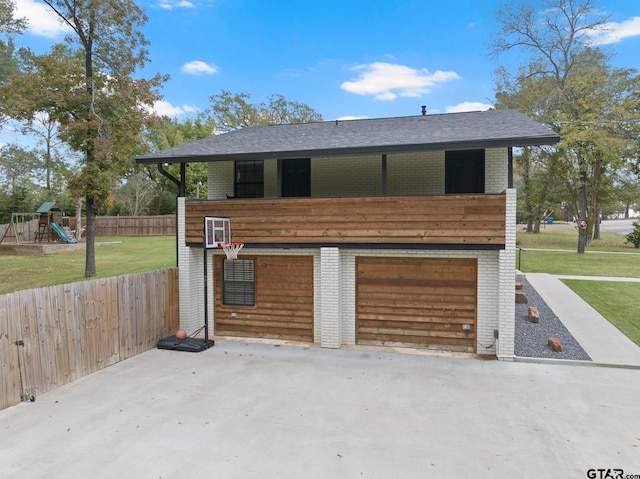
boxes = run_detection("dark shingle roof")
[136,109,559,164]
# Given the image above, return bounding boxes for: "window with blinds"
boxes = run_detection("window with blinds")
[223,259,255,306]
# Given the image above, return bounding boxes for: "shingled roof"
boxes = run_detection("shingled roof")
[136,109,559,164]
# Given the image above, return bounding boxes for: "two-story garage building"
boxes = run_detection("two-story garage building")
[136,109,559,359]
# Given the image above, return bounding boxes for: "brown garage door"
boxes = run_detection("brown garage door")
[356,257,477,352]
[214,255,314,342]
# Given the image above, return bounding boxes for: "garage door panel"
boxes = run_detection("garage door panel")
[356,257,477,352]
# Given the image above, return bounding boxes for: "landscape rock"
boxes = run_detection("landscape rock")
[548,337,563,352]
[528,307,539,323]
[515,292,529,304]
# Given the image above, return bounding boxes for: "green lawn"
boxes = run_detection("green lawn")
[563,280,640,347]
[0,236,176,295]
[517,226,640,347]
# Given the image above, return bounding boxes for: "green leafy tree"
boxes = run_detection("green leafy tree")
[0,0,26,128]
[208,90,323,132]
[24,0,168,277]
[0,144,39,221]
[142,114,214,207]
[491,0,640,253]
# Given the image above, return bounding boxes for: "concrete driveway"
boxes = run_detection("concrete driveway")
[1,341,639,479]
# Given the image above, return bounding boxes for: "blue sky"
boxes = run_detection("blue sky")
[11,0,640,122]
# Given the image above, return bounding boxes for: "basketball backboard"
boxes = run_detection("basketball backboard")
[204,217,231,248]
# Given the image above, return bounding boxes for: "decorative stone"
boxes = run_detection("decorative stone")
[515,281,524,290]
[515,292,529,304]
[528,307,539,323]
[548,337,562,352]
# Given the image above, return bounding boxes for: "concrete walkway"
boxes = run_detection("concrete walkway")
[1,342,640,479]
[526,273,640,368]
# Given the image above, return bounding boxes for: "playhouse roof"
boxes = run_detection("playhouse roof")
[36,202,63,213]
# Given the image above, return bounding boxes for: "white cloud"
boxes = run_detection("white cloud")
[181,60,219,75]
[336,115,368,121]
[156,0,195,10]
[15,0,71,38]
[340,62,460,101]
[152,100,198,117]
[588,16,640,45]
[445,102,493,113]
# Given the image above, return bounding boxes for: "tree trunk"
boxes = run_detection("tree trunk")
[533,218,541,233]
[84,196,96,278]
[75,195,82,242]
[593,204,601,240]
[577,173,588,254]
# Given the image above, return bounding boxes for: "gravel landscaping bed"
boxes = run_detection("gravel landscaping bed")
[515,276,591,361]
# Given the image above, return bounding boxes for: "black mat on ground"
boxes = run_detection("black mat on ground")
[157,336,214,352]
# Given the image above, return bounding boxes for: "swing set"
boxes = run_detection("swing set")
[0,213,40,244]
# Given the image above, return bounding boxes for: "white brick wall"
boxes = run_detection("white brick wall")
[264,160,278,197]
[207,148,507,198]
[320,247,342,348]
[497,188,517,359]
[177,197,204,333]
[208,162,234,199]
[311,156,382,197]
[485,148,509,193]
[387,151,445,195]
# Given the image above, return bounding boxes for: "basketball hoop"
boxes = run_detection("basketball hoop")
[220,242,244,260]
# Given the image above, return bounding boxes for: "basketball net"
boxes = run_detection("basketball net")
[221,242,244,260]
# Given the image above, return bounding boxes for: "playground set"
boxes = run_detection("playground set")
[0,202,78,249]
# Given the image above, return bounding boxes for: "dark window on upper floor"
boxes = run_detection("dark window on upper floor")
[445,149,485,194]
[235,160,264,198]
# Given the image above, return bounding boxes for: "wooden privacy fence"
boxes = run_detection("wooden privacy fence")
[0,268,179,411]
[1,215,176,240]
[86,215,176,236]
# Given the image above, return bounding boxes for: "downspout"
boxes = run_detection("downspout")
[157,163,186,267]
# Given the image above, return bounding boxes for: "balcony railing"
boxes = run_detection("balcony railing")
[184,194,506,248]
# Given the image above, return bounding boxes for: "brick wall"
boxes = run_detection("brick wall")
[485,148,509,193]
[209,148,506,197]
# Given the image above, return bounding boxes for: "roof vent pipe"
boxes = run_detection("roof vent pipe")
[421,105,427,116]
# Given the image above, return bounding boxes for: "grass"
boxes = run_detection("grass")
[516,224,633,252]
[517,225,640,347]
[563,280,640,347]
[0,236,176,295]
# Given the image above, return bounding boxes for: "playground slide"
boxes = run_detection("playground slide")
[50,222,76,244]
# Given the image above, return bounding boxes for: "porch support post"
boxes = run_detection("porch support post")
[381,154,387,195]
[320,247,342,348]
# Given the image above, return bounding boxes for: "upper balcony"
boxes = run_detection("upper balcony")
[184,194,506,249]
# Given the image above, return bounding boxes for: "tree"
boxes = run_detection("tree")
[491,0,640,253]
[32,0,166,277]
[208,90,322,132]
[0,0,26,127]
[142,114,214,205]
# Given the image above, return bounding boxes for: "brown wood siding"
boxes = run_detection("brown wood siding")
[214,255,314,342]
[356,257,477,352]
[185,195,505,246]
